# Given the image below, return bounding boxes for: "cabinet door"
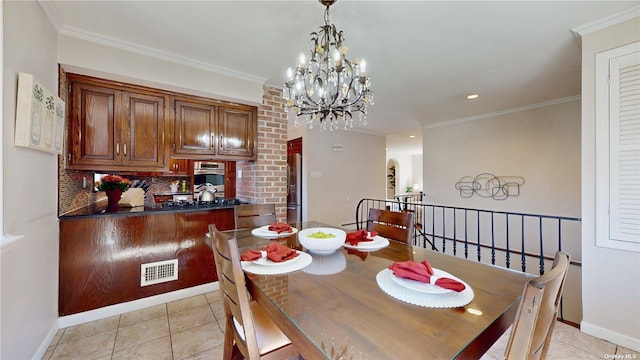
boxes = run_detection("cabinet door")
[120,92,167,168]
[167,158,190,175]
[68,82,119,168]
[173,100,217,155]
[218,106,256,158]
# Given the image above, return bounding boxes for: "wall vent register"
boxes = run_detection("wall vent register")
[141,259,178,286]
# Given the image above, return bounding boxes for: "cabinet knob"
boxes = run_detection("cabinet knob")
[123,144,127,157]
[116,143,120,156]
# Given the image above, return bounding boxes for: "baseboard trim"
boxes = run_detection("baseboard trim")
[31,320,61,360]
[581,321,640,352]
[58,282,219,329]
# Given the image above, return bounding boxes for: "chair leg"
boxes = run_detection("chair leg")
[223,318,235,360]
[538,317,558,360]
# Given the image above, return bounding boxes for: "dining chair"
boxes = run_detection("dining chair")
[505,251,571,360]
[209,224,299,360]
[234,203,277,229]
[366,208,415,244]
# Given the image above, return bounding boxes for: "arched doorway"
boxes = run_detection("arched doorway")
[386,159,399,199]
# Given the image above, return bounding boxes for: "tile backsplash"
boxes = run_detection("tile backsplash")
[57,166,189,216]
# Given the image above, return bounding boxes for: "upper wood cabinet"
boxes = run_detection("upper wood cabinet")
[173,99,217,156]
[218,106,256,158]
[167,158,191,176]
[65,74,258,172]
[171,97,257,161]
[67,74,168,171]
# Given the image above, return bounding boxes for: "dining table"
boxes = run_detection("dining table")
[229,221,532,360]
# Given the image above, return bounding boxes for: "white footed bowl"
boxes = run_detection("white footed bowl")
[298,227,346,254]
[303,252,347,275]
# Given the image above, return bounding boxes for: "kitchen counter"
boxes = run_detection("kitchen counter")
[59,201,237,315]
[59,201,239,218]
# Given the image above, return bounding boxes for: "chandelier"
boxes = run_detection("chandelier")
[283,0,373,131]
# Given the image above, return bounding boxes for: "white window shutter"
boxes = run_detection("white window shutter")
[609,52,640,243]
[595,41,640,252]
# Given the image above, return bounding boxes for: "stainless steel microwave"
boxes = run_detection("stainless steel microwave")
[194,161,224,175]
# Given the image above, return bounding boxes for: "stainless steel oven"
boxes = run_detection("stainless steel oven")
[194,161,224,175]
[193,161,225,197]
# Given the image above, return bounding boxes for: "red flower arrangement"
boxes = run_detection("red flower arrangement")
[96,174,132,192]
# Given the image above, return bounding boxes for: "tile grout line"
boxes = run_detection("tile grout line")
[110,314,122,359]
[165,304,175,360]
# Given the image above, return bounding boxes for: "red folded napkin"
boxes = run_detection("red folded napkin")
[388,260,466,292]
[268,222,293,234]
[240,242,299,262]
[346,229,379,245]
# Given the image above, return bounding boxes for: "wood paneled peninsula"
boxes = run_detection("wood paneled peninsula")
[58,205,235,316]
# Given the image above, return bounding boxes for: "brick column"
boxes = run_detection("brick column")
[237,86,288,222]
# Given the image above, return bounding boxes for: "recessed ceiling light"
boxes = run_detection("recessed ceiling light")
[409,135,416,138]
[466,94,479,100]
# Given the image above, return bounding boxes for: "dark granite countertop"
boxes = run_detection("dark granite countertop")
[59,201,237,219]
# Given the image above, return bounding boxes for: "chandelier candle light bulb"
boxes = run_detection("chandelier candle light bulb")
[283,0,373,131]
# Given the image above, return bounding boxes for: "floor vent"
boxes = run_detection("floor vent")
[141,259,178,287]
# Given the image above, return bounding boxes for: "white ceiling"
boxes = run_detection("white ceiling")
[42,0,637,154]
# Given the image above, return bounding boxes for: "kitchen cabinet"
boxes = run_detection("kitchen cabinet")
[173,98,217,156]
[58,208,234,315]
[66,74,258,172]
[172,99,257,161]
[218,106,256,158]
[167,158,190,176]
[67,74,168,171]
[225,161,236,198]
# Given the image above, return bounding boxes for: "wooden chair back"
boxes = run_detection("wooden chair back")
[505,251,570,360]
[209,224,297,360]
[234,204,277,229]
[366,208,415,244]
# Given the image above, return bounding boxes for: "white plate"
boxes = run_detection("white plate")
[252,251,302,266]
[342,235,390,251]
[389,268,456,294]
[241,252,313,275]
[376,269,474,308]
[251,225,298,239]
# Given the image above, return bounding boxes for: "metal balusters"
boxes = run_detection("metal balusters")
[521,216,526,272]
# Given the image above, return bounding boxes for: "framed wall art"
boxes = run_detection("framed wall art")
[14,72,65,154]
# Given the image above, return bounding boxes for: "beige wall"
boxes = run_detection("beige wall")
[1,2,60,358]
[422,99,584,324]
[423,99,581,217]
[304,130,386,226]
[581,17,640,351]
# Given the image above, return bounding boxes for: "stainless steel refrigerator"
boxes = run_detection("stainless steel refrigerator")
[287,152,302,224]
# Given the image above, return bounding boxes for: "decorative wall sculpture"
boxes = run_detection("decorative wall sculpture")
[455,173,524,200]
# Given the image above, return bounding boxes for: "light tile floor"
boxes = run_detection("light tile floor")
[44,291,639,360]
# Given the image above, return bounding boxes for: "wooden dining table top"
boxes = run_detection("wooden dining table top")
[229,221,532,360]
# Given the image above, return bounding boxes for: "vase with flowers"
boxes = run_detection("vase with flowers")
[96,175,132,211]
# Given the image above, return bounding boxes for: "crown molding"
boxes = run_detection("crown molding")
[423,95,581,130]
[58,26,267,85]
[37,0,268,86]
[571,4,640,38]
[37,0,63,31]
